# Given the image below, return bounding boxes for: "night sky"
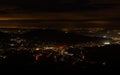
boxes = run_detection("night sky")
[0,0,119,28]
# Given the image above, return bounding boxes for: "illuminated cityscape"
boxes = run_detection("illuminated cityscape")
[0,28,119,73]
[0,0,120,74]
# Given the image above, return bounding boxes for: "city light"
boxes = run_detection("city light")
[35,48,40,51]
[103,35,107,38]
[103,41,110,45]
[0,28,119,73]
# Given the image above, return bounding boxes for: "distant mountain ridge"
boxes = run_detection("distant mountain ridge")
[0,29,113,45]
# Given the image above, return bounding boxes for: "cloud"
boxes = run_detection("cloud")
[0,0,119,21]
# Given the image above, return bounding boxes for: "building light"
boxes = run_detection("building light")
[10,44,15,46]
[103,35,107,38]
[36,48,40,50]
[118,32,120,35]
[103,41,110,45]
[44,47,54,50]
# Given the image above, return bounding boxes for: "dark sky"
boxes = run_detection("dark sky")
[0,0,119,28]
[0,0,92,12]
[0,0,119,16]
[0,0,119,11]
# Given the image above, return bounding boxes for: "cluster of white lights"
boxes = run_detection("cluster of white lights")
[103,41,110,45]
